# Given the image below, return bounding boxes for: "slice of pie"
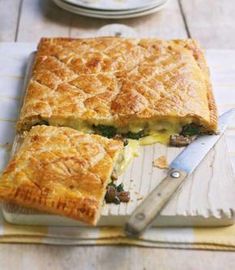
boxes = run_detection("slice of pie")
[17,37,218,146]
[0,125,125,225]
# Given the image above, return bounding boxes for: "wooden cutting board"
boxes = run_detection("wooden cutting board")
[2,133,235,227]
[0,25,235,227]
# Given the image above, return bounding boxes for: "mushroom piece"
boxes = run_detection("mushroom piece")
[118,191,130,203]
[170,134,196,147]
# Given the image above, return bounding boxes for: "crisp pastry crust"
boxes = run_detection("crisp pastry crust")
[17,37,217,133]
[0,126,123,225]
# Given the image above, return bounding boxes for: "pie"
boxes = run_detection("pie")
[0,125,124,225]
[17,37,218,146]
[0,37,219,225]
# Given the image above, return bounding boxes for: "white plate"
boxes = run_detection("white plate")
[58,0,168,15]
[64,0,166,11]
[53,0,168,19]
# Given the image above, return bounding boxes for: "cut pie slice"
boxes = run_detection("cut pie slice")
[0,125,125,225]
[17,37,218,145]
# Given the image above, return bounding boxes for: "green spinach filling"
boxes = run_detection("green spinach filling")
[94,125,117,138]
[180,123,201,136]
[94,125,145,140]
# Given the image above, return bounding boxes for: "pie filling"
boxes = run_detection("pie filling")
[113,139,139,176]
[105,121,200,205]
[42,118,201,147]
[105,139,139,205]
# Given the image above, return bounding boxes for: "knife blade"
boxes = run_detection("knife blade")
[125,109,235,237]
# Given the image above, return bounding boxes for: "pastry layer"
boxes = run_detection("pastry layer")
[0,126,123,225]
[17,37,218,140]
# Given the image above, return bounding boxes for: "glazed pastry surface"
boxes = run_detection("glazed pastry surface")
[17,37,217,133]
[0,125,123,225]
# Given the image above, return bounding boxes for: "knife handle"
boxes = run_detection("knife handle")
[125,169,188,237]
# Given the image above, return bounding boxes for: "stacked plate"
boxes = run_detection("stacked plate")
[52,0,169,19]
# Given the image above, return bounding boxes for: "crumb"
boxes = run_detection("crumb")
[137,196,143,201]
[153,155,168,169]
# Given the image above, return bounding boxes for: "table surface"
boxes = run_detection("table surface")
[1,0,235,269]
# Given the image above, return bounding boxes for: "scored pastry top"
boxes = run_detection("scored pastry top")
[0,125,123,225]
[17,37,217,136]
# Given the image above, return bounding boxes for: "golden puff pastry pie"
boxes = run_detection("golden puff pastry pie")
[0,125,124,225]
[17,37,217,146]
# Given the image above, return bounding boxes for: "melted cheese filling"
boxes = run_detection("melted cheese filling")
[125,120,183,145]
[139,128,181,145]
[114,139,139,176]
[47,118,191,146]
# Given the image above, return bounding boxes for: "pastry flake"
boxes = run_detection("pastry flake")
[153,156,168,169]
[17,37,218,145]
[0,126,124,225]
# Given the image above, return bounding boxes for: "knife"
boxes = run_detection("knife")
[125,109,235,237]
